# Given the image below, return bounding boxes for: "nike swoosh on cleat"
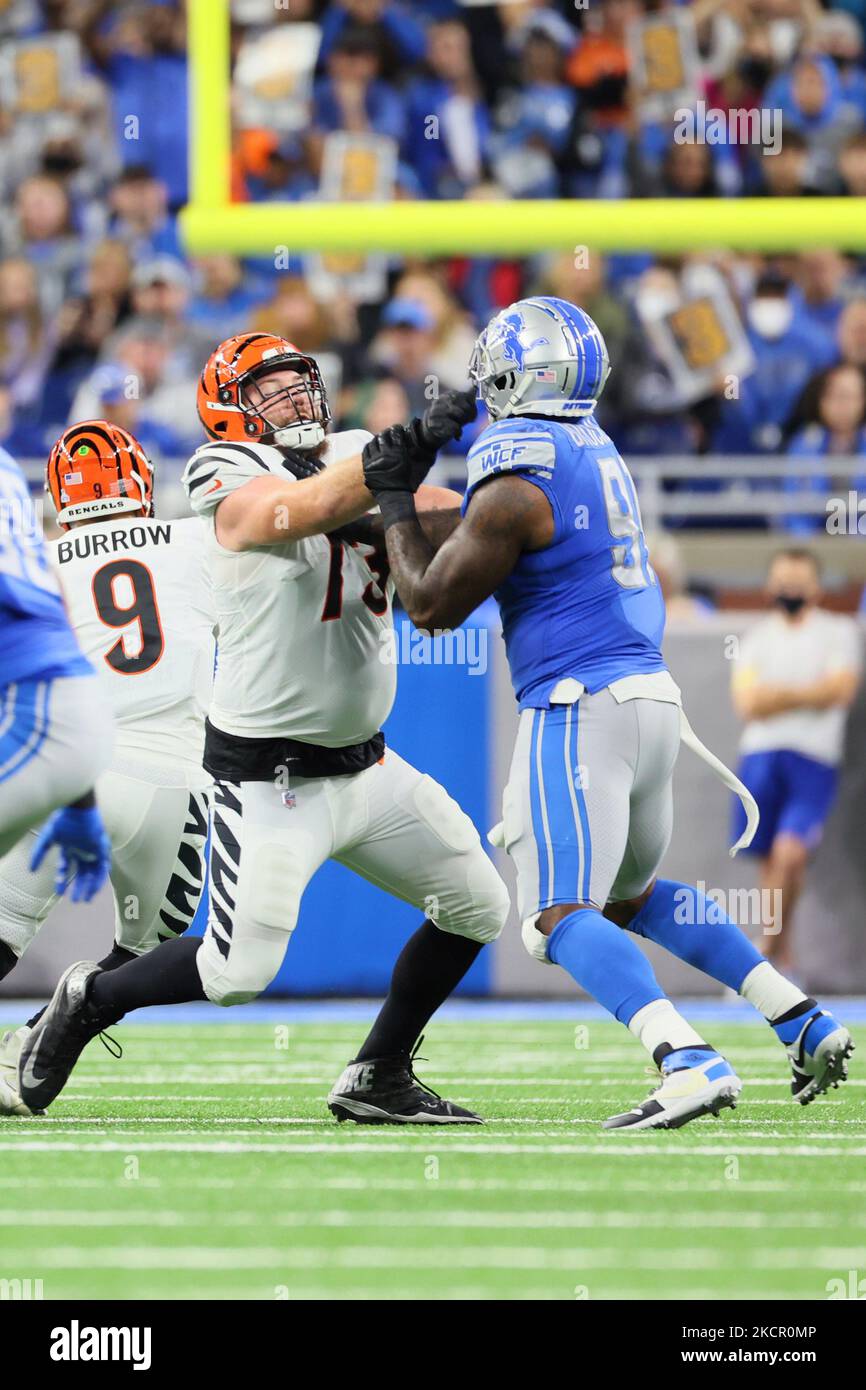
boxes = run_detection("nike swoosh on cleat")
[20,1037,49,1092]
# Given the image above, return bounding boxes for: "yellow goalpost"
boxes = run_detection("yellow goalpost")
[180,0,866,255]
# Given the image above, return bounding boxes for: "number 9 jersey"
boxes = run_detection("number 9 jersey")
[48,516,218,775]
[462,415,668,708]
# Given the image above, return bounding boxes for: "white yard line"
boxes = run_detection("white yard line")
[0,1244,861,1271]
[0,1139,864,1156]
[0,1207,859,1231]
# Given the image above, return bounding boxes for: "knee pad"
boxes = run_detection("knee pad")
[198,927,287,1008]
[522,915,552,965]
[435,857,510,945]
[0,880,50,958]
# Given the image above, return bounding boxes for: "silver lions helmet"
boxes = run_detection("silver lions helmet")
[469,296,610,422]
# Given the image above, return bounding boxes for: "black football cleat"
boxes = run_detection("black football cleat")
[327,1040,483,1125]
[18,961,112,1112]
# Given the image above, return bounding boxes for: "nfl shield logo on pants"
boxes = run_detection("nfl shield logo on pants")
[281,791,296,809]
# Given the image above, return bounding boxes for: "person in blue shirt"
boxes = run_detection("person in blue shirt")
[362,296,853,1129]
[0,447,111,957]
[712,269,837,455]
[405,18,491,199]
[312,27,407,147]
[784,363,866,532]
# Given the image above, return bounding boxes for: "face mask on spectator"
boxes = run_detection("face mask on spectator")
[738,58,772,88]
[774,593,808,616]
[747,297,793,340]
[638,288,680,322]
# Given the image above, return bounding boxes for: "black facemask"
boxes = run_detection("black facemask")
[774,593,808,616]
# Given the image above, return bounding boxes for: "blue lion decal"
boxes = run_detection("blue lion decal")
[490,310,550,371]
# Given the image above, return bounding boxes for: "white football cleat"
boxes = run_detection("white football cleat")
[603,1047,742,1132]
[0,1026,35,1117]
[780,1005,854,1105]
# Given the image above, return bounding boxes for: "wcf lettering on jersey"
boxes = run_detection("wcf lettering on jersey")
[478,440,530,473]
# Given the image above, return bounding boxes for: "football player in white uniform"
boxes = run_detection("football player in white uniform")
[0,421,216,1115]
[19,333,509,1123]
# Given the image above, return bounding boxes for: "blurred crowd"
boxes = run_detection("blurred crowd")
[1,0,866,530]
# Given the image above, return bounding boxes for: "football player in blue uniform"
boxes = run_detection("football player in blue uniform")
[0,445,112,943]
[361,297,853,1130]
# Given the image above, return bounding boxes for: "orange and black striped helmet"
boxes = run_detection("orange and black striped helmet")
[197,331,330,449]
[46,420,154,530]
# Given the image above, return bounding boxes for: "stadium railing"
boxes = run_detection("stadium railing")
[22,455,865,536]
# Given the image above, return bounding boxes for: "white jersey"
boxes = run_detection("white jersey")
[49,516,217,774]
[182,432,395,747]
[735,608,863,765]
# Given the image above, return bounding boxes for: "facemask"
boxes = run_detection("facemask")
[748,297,794,340]
[774,593,808,616]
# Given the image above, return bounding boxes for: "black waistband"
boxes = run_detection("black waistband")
[204,719,386,783]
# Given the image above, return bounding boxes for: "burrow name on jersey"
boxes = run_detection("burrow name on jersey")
[56,523,174,563]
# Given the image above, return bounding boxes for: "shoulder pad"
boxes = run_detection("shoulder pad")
[465,420,557,496]
[323,429,374,465]
[182,441,281,517]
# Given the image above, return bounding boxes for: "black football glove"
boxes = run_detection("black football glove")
[362,425,426,498]
[417,387,477,452]
[279,448,325,481]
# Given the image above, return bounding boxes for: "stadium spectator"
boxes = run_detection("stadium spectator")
[367,297,441,415]
[2,175,80,315]
[837,296,866,368]
[234,131,319,204]
[390,268,477,390]
[188,255,267,343]
[712,268,837,454]
[792,249,853,335]
[763,54,863,190]
[95,1,189,209]
[806,7,866,122]
[756,128,816,195]
[405,18,491,198]
[784,363,866,532]
[69,318,200,455]
[658,140,721,198]
[317,1,428,75]
[0,257,53,415]
[130,258,214,379]
[340,370,412,434]
[312,25,407,144]
[839,128,866,192]
[107,166,181,262]
[731,549,862,974]
[3,0,866,486]
[45,238,134,421]
[491,16,577,197]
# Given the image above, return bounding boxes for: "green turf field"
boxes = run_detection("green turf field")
[1,1018,863,1301]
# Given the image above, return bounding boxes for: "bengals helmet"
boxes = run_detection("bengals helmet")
[46,421,154,530]
[197,332,331,450]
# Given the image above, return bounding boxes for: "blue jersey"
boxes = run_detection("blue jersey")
[0,448,91,687]
[462,415,666,708]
